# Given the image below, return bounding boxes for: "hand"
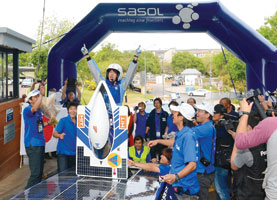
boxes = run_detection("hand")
[128,159,135,167]
[161,174,176,185]
[258,95,265,103]
[40,84,45,96]
[227,129,236,138]
[135,45,142,57]
[148,140,158,148]
[240,98,253,113]
[64,79,68,85]
[81,44,89,56]
[59,133,66,140]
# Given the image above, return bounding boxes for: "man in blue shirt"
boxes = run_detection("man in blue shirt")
[23,87,49,189]
[53,101,78,172]
[148,103,200,199]
[81,45,141,106]
[133,102,149,138]
[193,102,216,200]
[164,101,179,138]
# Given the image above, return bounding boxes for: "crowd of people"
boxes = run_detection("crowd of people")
[22,46,277,200]
[129,95,277,200]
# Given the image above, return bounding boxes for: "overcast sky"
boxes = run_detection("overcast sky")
[1,0,276,51]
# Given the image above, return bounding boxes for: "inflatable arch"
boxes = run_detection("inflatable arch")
[48,1,277,93]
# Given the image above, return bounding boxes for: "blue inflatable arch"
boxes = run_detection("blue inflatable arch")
[48,1,277,93]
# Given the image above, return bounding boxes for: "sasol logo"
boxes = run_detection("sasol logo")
[118,8,164,16]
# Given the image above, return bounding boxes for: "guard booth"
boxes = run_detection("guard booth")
[0,27,35,180]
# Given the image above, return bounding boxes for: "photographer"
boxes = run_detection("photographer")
[61,79,81,108]
[234,98,277,200]
[213,104,234,200]
[133,102,149,139]
[230,111,267,200]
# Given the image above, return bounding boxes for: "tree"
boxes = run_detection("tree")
[171,51,204,74]
[137,51,161,74]
[257,11,277,45]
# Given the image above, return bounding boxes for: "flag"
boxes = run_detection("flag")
[155,181,178,200]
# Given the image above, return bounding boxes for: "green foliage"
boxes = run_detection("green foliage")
[212,51,246,93]
[257,11,277,45]
[137,51,161,74]
[87,81,97,90]
[171,51,204,74]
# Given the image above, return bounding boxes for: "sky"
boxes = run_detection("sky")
[1,0,277,51]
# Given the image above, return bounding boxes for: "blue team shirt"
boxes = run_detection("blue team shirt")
[170,126,200,195]
[167,114,178,133]
[158,164,171,176]
[55,115,77,155]
[192,120,216,174]
[135,112,149,137]
[23,105,45,147]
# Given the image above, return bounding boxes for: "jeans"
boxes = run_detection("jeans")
[57,154,76,173]
[25,146,45,189]
[214,167,231,200]
[197,172,215,200]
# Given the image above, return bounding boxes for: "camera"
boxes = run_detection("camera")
[265,109,277,117]
[217,119,239,132]
[200,157,211,167]
[134,106,142,111]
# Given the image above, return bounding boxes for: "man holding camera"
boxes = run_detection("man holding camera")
[61,79,81,108]
[234,98,277,200]
[213,104,234,200]
[192,102,216,200]
[133,102,149,139]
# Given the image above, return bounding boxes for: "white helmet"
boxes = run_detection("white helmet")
[106,63,123,81]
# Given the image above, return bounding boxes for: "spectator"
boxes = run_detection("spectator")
[193,102,216,200]
[164,101,179,137]
[230,110,267,200]
[145,97,169,163]
[23,86,50,189]
[129,135,151,163]
[133,102,149,138]
[61,79,81,108]
[53,101,78,172]
[187,97,196,107]
[233,98,277,200]
[81,45,141,105]
[213,104,233,200]
[128,147,172,176]
[148,103,200,199]
[220,97,239,118]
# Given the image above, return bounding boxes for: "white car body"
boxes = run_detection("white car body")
[188,89,209,97]
[21,79,33,87]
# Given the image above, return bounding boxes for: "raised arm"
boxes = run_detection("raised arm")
[81,44,103,84]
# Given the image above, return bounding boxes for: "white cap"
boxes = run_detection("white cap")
[26,90,40,102]
[170,103,195,121]
[195,102,214,116]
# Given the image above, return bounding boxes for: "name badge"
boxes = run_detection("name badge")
[156,132,160,137]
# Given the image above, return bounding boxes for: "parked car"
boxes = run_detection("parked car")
[19,77,26,84]
[188,89,209,97]
[171,80,179,86]
[21,78,33,87]
[7,78,13,85]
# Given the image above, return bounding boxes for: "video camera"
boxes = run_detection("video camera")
[244,88,276,119]
[217,118,238,132]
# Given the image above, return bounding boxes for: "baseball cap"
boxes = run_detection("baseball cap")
[195,102,214,116]
[170,103,195,121]
[214,104,226,115]
[26,90,40,102]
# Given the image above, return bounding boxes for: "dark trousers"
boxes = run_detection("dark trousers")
[57,154,76,173]
[197,172,215,200]
[25,146,45,189]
